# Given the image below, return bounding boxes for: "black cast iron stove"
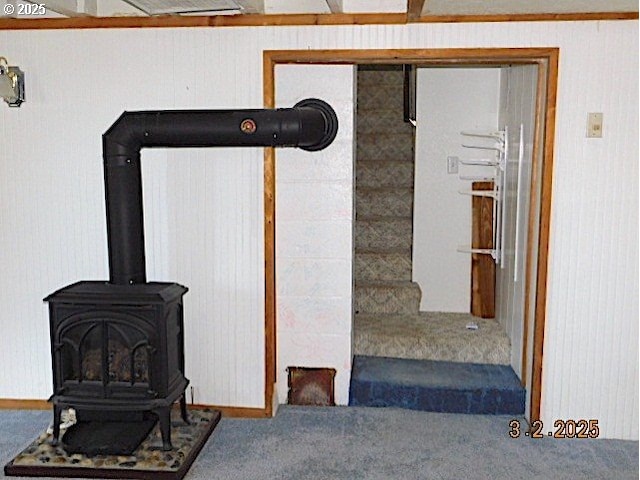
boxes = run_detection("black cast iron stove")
[46,281,189,452]
[45,99,338,452]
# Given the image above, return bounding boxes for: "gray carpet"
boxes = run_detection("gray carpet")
[2,406,637,480]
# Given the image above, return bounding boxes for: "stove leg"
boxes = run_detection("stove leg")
[180,393,191,425]
[51,405,62,446]
[155,407,173,451]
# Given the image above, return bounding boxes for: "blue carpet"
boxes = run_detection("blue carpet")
[2,407,637,480]
[349,355,525,414]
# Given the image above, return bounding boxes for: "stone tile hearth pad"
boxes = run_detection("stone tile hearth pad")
[4,407,221,480]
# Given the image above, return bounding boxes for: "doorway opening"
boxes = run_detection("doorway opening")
[264,49,558,422]
[352,62,539,415]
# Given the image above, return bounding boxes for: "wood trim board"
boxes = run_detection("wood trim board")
[263,47,560,65]
[530,49,559,423]
[520,59,549,390]
[0,399,51,410]
[0,11,635,30]
[0,399,269,418]
[264,47,558,424]
[263,51,277,418]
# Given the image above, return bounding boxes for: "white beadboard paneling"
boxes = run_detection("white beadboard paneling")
[156,147,265,407]
[0,29,267,408]
[413,67,501,312]
[539,23,639,440]
[0,21,636,438]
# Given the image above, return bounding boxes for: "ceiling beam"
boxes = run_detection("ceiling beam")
[34,0,97,17]
[325,0,343,14]
[407,0,426,20]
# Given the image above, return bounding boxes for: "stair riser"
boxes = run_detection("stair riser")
[352,336,510,365]
[355,221,413,250]
[357,134,414,162]
[349,356,526,415]
[356,189,413,218]
[357,111,414,135]
[358,70,404,86]
[349,381,525,415]
[356,162,414,189]
[357,82,405,111]
[354,253,412,282]
[355,285,421,315]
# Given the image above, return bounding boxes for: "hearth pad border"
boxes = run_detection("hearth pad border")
[4,408,221,480]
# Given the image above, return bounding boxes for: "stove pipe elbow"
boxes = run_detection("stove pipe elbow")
[103,99,338,285]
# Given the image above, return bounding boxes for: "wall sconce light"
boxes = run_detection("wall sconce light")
[0,57,25,107]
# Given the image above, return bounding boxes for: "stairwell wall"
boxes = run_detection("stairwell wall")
[413,68,501,312]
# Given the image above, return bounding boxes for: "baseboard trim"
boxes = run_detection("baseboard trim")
[0,399,270,418]
[191,404,271,418]
[0,399,50,410]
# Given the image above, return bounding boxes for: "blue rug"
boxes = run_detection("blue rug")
[1,407,637,480]
[349,355,525,414]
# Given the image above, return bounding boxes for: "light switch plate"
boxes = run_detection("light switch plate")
[447,156,459,174]
[587,112,603,138]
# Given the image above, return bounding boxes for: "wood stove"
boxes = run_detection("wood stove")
[46,281,189,451]
[45,98,338,453]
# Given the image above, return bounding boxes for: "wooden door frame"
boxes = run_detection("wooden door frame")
[263,48,558,422]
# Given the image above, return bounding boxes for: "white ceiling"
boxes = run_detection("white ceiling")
[2,0,638,19]
[423,0,638,15]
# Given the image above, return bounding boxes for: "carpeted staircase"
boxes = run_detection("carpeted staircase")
[351,66,523,415]
[354,66,423,323]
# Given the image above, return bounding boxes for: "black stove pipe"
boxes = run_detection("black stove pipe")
[103,98,338,285]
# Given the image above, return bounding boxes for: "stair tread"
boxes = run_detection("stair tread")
[356,186,414,193]
[352,355,524,392]
[358,131,413,138]
[357,106,410,113]
[355,252,411,258]
[356,215,413,222]
[356,111,411,119]
[353,312,511,365]
[356,281,420,288]
[357,158,414,164]
[355,248,412,255]
[356,158,414,163]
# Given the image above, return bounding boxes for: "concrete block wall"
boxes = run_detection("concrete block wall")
[275,64,356,405]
